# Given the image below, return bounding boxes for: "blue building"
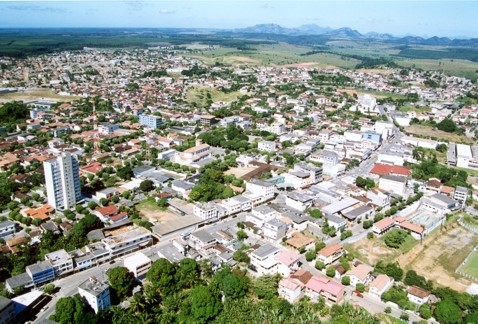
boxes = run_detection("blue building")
[362,131,382,145]
[26,261,55,285]
[139,114,163,129]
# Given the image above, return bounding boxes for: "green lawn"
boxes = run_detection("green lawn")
[463,214,478,227]
[186,86,241,105]
[399,235,420,254]
[136,198,161,213]
[460,250,478,278]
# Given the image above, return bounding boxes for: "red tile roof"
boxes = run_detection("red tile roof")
[370,164,411,176]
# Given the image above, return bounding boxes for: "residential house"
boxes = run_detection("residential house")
[407,286,431,305]
[305,276,345,304]
[346,264,373,287]
[278,277,303,303]
[369,274,394,298]
[317,244,345,265]
[378,175,407,196]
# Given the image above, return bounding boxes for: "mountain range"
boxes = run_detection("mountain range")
[232,24,478,46]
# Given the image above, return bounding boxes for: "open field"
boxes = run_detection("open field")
[398,224,478,292]
[396,104,431,114]
[396,58,478,81]
[339,88,407,100]
[460,250,478,279]
[187,42,359,68]
[0,88,81,103]
[404,124,475,144]
[463,214,478,227]
[185,86,241,105]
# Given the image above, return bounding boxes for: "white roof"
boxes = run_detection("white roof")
[457,144,472,158]
[322,197,360,215]
[123,252,151,267]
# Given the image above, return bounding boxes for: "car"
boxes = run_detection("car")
[40,306,49,312]
[353,290,364,298]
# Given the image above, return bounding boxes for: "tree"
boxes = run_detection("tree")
[43,283,55,295]
[340,230,352,241]
[233,250,250,264]
[419,304,432,319]
[434,300,462,324]
[355,176,375,190]
[362,220,373,229]
[341,276,350,286]
[404,270,432,291]
[356,283,366,293]
[383,229,409,249]
[400,312,409,321]
[189,285,222,323]
[305,249,316,262]
[139,180,154,192]
[436,118,458,133]
[49,295,94,323]
[436,143,448,153]
[315,261,325,270]
[157,198,168,208]
[374,261,403,281]
[237,229,248,241]
[254,275,280,300]
[367,232,374,239]
[384,306,391,314]
[107,267,136,301]
[309,209,322,218]
[88,201,98,209]
[175,258,201,290]
[326,266,336,278]
[147,258,177,296]
[212,267,249,300]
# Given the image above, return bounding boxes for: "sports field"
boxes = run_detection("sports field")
[460,249,478,278]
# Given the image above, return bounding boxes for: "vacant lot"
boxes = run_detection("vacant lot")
[186,86,241,106]
[344,236,407,265]
[397,58,478,81]
[136,199,177,223]
[398,224,478,292]
[225,166,258,178]
[404,124,474,144]
[460,250,478,279]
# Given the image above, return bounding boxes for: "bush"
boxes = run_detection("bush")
[419,304,432,319]
[305,249,316,262]
[310,209,322,218]
[341,276,350,286]
[383,229,409,249]
[384,306,392,314]
[367,232,374,240]
[400,312,409,321]
[326,266,336,278]
[315,261,325,270]
[356,283,365,293]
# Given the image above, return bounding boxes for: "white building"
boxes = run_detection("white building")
[44,249,74,276]
[378,175,407,196]
[102,226,152,256]
[43,152,81,210]
[369,274,394,298]
[244,179,275,206]
[0,220,15,238]
[193,202,219,221]
[176,143,211,166]
[258,141,277,152]
[78,277,111,314]
[124,252,152,278]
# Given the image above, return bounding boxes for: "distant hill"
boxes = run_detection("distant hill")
[234,23,478,46]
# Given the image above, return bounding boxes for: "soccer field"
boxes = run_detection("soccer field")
[460,250,478,278]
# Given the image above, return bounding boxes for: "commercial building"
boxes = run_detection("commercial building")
[0,296,14,324]
[102,226,152,256]
[44,249,74,276]
[139,114,163,129]
[0,220,15,238]
[43,152,81,210]
[78,277,111,314]
[124,252,151,278]
[26,261,55,286]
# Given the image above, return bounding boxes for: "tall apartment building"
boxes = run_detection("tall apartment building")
[43,152,81,210]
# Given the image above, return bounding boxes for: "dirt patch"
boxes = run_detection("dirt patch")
[404,125,474,144]
[225,166,258,178]
[398,223,478,292]
[345,237,402,265]
[283,62,321,68]
[136,200,178,223]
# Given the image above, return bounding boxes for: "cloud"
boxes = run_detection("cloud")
[158,9,176,15]
[260,3,275,9]
[7,5,69,13]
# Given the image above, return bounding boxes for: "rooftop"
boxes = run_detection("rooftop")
[78,277,109,297]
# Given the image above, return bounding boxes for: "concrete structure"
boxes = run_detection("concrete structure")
[407,286,430,305]
[317,244,344,265]
[102,226,152,256]
[78,277,111,314]
[285,192,313,212]
[176,143,211,166]
[278,277,303,303]
[43,152,81,210]
[304,276,345,304]
[139,114,163,129]
[123,252,151,278]
[346,264,373,287]
[26,261,55,286]
[454,186,468,205]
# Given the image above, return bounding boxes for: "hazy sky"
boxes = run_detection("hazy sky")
[0,0,477,38]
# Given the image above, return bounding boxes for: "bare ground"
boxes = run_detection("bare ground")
[398,223,478,292]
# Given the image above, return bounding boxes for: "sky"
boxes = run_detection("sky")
[0,0,477,38]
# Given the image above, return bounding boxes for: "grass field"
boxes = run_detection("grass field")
[463,214,478,227]
[460,250,478,278]
[0,88,81,103]
[397,104,431,113]
[404,124,475,144]
[187,42,359,68]
[186,86,241,106]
